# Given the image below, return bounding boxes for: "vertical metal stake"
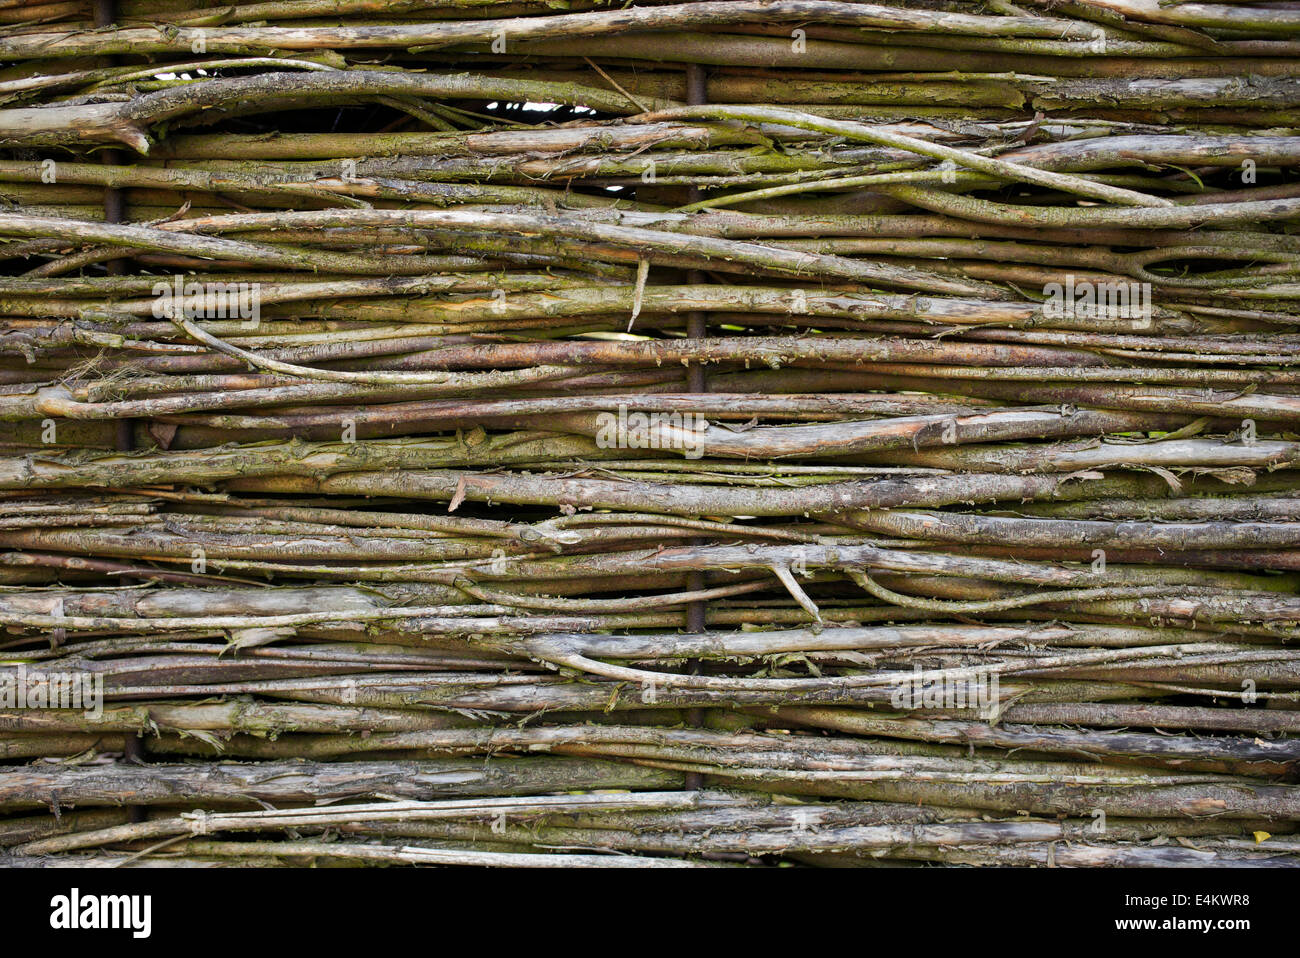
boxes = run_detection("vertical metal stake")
[683,62,709,791]
[96,0,147,824]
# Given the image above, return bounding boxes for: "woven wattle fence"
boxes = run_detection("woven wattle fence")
[0,0,1298,868]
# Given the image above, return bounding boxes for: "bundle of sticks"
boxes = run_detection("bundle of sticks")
[0,0,1298,868]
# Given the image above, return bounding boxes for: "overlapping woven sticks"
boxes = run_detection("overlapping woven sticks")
[1,0,1299,867]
